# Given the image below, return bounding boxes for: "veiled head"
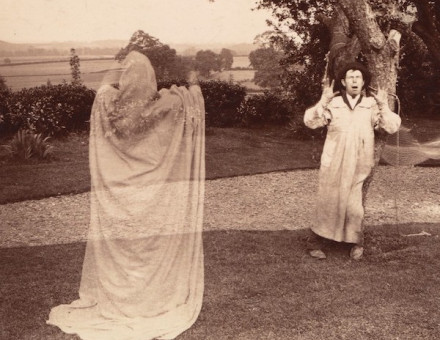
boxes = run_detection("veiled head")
[119,51,158,104]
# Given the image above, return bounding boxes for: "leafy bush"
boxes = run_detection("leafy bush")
[397,34,440,117]
[237,91,292,126]
[199,80,246,127]
[0,88,10,134]
[2,129,53,160]
[4,84,95,136]
[0,79,255,135]
[158,79,246,127]
[157,79,189,90]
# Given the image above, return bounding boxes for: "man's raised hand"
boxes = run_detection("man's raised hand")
[371,87,389,110]
[320,78,339,108]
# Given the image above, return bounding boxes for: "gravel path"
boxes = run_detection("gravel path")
[1,167,439,248]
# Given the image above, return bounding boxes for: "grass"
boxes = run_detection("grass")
[1,224,439,339]
[0,126,321,204]
[2,118,439,204]
[0,133,91,204]
[1,122,440,339]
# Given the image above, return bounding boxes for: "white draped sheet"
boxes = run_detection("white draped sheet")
[47,51,205,340]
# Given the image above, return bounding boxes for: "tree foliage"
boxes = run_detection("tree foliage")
[407,0,440,67]
[0,75,8,92]
[115,30,194,81]
[249,47,285,88]
[219,48,234,70]
[69,48,82,86]
[195,50,221,77]
[255,0,440,116]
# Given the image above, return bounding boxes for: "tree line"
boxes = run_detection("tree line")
[0,31,239,82]
[114,30,236,79]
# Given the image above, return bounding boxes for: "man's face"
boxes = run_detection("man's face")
[341,69,364,97]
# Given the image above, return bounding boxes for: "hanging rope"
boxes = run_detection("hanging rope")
[368,86,402,227]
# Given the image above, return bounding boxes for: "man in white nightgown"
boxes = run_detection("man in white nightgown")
[304,62,401,260]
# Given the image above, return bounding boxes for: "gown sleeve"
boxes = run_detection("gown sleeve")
[372,102,401,134]
[304,101,332,129]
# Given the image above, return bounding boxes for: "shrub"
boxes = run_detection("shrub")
[157,79,188,90]
[70,48,82,85]
[157,79,246,127]
[199,80,246,127]
[0,88,10,134]
[237,91,292,126]
[53,84,95,131]
[2,129,53,160]
[4,84,95,136]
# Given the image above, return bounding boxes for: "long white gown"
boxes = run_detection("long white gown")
[47,51,205,340]
[304,94,400,243]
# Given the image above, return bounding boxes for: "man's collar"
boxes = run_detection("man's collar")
[342,92,363,110]
[348,94,361,101]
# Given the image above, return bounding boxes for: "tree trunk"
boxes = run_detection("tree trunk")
[318,6,361,81]
[323,0,401,206]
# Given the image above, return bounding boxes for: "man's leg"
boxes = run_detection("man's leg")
[307,229,326,259]
[346,179,366,260]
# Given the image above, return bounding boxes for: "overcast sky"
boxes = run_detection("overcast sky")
[0,0,273,44]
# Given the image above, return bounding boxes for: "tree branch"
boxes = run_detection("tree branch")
[317,5,361,80]
[388,29,401,55]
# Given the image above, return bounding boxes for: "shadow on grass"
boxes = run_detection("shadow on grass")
[1,223,439,340]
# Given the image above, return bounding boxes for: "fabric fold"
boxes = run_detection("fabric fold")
[47,51,205,340]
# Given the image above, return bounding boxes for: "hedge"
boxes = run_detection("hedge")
[158,80,247,127]
[0,80,305,136]
[238,91,292,126]
[1,84,95,137]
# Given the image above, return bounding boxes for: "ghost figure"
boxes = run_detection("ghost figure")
[48,51,205,340]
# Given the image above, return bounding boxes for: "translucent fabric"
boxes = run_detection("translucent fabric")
[47,51,205,340]
[381,126,440,166]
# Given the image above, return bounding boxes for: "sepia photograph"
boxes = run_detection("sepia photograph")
[1,0,440,339]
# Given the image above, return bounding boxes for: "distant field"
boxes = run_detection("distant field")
[210,69,263,92]
[210,56,262,91]
[231,55,251,69]
[0,55,115,64]
[211,69,255,82]
[0,56,259,92]
[0,57,118,91]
